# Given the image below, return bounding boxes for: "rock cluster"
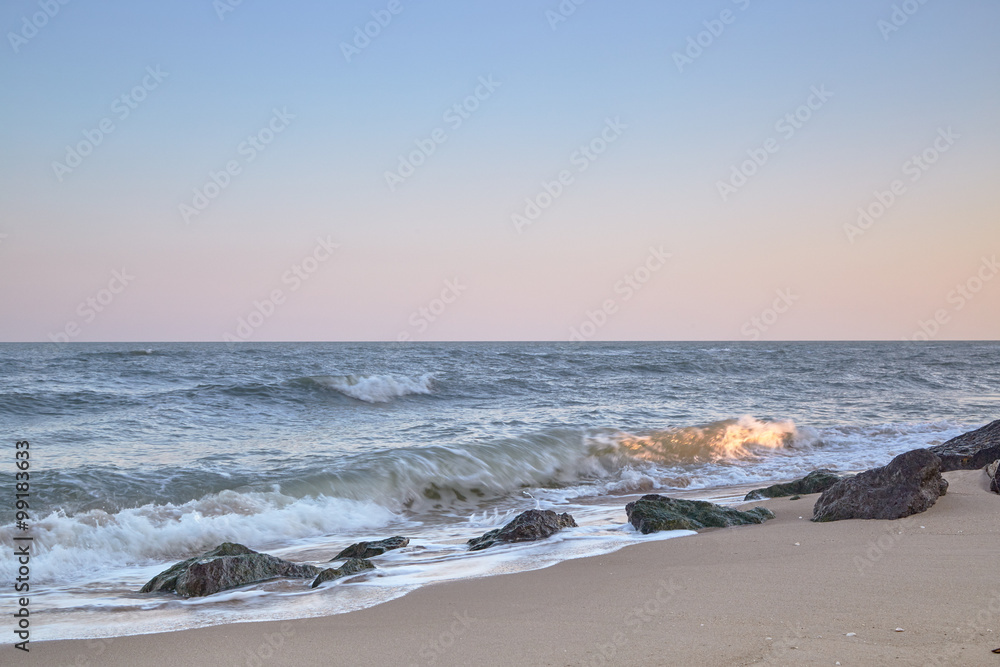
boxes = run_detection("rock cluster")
[142,509,586,598]
[811,421,1000,519]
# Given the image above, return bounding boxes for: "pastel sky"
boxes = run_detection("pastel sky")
[1,0,998,342]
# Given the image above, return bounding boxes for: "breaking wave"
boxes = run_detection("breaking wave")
[617,416,804,463]
[0,493,398,584]
[299,373,435,403]
[0,417,814,583]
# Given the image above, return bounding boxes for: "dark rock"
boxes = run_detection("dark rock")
[332,536,409,560]
[311,558,376,588]
[140,542,252,594]
[140,542,321,597]
[928,420,1000,471]
[467,509,577,551]
[744,469,845,501]
[625,495,774,534]
[812,449,948,522]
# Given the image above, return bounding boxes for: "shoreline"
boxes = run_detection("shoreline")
[26,470,1000,666]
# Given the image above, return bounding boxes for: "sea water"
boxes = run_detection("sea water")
[1,341,997,639]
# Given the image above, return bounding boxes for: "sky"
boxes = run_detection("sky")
[1,0,998,342]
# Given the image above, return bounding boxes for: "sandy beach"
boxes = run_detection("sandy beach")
[28,469,999,667]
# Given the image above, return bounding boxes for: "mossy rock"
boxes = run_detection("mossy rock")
[625,495,775,534]
[744,469,845,501]
[140,542,321,597]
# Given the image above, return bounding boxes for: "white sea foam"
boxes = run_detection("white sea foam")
[311,373,435,402]
[0,491,400,584]
[21,515,695,641]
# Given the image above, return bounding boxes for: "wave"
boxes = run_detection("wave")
[3,372,437,417]
[295,374,435,403]
[280,417,815,510]
[616,416,803,463]
[0,492,398,584]
[0,417,809,580]
[3,417,812,517]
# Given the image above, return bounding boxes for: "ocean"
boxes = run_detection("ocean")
[2,341,997,640]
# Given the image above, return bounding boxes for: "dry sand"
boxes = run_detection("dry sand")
[29,470,1000,666]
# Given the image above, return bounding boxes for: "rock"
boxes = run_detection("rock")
[140,542,253,594]
[311,558,376,588]
[928,420,1000,471]
[989,460,999,494]
[625,495,775,534]
[467,509,577,551]
[987,460,999,479]
[332,536,409,560]
[744,469,845,501]
[812,449,948,522]
[140,542,321,598]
